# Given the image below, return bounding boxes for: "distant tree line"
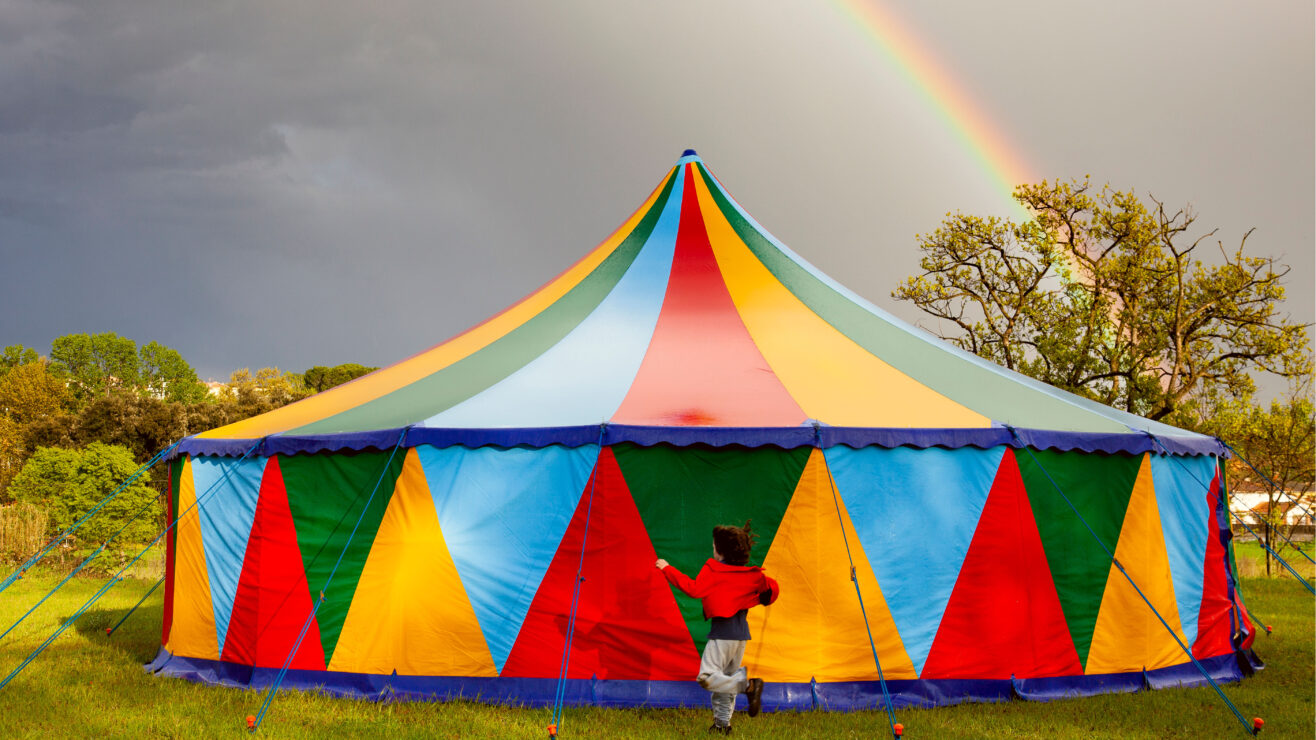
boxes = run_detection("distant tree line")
[0,332,375,554]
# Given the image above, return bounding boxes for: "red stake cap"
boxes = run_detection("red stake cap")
[246,715,256,729]
[547,723,558,737]
[1253,717,1264,730]
[104,627,111,635]
[893,722,904,736]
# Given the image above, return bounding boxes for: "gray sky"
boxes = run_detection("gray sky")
[2,1,1311,395]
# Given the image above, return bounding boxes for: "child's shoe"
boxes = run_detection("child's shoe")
[745,677,764,717]
[708,722,732,735]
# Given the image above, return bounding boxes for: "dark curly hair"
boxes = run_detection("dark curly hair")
[712,520,757,566]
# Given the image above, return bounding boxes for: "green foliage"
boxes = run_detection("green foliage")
[1181,384,1316,560]
[0,417,25,504]
[0,345,40,374]
[894,178,1311,420]
[0,361,71,425]
[7,443,161,544]
[65,395,185,461]
[0,361,72,498]
[48,333,208,406]
[138,341,207,403]
[303,363,378,393]
[220,367,311,415]
[50,332,141,400]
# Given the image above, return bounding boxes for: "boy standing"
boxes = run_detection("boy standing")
[656,521,779,735]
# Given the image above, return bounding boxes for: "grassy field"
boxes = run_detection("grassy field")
[1231,540,1314,580]
[0,558,1309,739]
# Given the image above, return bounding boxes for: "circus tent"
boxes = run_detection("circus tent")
[150,151,1256,709]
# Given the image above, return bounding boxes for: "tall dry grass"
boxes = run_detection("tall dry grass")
[0,502,48,564]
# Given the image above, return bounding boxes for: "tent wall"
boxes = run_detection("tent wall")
[151,442,1250,709]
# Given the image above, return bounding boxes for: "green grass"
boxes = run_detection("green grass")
[0,570,1309,739]
[1231,540,1315,581]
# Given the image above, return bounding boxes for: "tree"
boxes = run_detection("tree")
[0,416,23,498]
[221,367,310,416]
[8,442,161,544]
[894,178,1311,420]
[0,361,70,426]
[302,363,377,393]
[0,345,40,375]
[138,341,208,403]
[49,332,140,400]
[0,361,71,498]
[1186,383,1315,565]
[70,394,185,461]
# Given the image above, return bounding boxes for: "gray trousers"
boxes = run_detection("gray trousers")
[698,639,748,725]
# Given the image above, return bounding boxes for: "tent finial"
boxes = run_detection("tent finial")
[681,148,698,158]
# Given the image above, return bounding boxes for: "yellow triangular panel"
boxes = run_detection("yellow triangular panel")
[1085,454,1189,674]
[328,448,497,676]
[166,457,219,660]
[744,449,916,681]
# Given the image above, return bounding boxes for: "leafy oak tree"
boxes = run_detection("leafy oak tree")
[894,178,1311,420]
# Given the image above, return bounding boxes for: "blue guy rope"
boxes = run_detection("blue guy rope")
[1224,511,1314,595]
[1228,506,1315,572]
[250,429,408,733]
[0,441,193,644]
[1147,436,1314,596]
[1220,441,1315,566]
[549,424,607,738]
[0,439,180,597]
[0,440,262,692]
[1012,429,1258,737]
[106,576,164,637]
[815,426,901,740]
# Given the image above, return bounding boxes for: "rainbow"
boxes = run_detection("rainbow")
[831,0,1033,212]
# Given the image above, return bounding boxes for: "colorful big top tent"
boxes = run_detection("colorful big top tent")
[151,151,1257,710]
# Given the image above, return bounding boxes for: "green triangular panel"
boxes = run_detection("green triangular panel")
[614,443,810,653]
[278,449,407,662]
[1017,448,1142,668]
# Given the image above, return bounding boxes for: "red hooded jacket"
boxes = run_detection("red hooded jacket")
[662,559,780,619]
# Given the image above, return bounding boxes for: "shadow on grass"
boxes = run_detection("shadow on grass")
[71,604,164,664]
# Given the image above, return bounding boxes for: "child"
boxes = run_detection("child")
[656,521,779,735]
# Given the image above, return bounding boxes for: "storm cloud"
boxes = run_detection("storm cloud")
[1,1,1311,391]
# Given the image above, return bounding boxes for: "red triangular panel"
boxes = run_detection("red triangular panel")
[500,447,699,679]
[162,467,177,647]
[612,164,806,426]
[220,457,326,669]
[1192,469,1235,658]
[921,448,1083,679]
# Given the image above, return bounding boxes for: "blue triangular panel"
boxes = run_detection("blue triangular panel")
[417,444,596,673]
[1149,454,1216,646]
[825,445,1004,676]
[191,455,266,657]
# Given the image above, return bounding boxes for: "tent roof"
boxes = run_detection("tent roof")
[184,152,1220,458]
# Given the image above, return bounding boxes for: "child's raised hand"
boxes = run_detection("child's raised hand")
[655,558,669,570]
